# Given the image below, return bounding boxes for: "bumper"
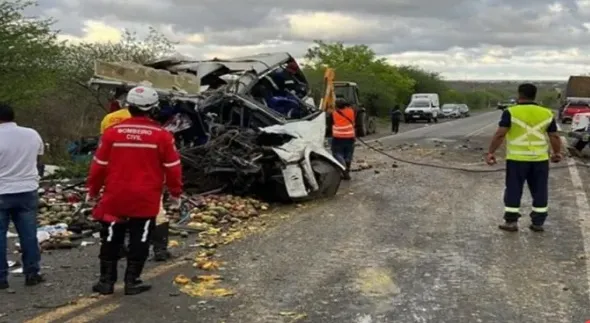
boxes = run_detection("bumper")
[404,112,433,120]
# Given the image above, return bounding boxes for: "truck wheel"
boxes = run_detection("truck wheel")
[357,111,367,136]
[367,118,377,134]
[292,158,342,202]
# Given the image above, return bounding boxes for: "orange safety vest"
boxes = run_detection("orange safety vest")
[332,107,355,138]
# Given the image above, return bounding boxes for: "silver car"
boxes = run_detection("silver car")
[458,104,470,117]
[441,104,461,118]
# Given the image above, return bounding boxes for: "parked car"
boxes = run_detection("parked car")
[458,104,470,117]
[441,104,461,118]
[561,101,590,124]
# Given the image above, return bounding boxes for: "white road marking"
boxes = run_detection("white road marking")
[463,120,498,138]
[560,134,590,306]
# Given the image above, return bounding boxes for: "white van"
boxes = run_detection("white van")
[404,93,441,123]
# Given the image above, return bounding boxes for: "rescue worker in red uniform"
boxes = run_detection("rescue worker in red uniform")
[86,86,182,295]
[330,98,356,180]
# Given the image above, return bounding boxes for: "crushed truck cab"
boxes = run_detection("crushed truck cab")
[87,52,343,202]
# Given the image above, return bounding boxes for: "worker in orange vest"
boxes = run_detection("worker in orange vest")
[330,98,356,180]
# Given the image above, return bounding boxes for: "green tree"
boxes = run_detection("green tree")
[304,40,386,69]
[0,0,66,105]
[63,28,176,84]
[303,41,415,116]
[38,28,177,160]
[397,66,449,104]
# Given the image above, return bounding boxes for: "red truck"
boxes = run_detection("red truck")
[559,76,590,123]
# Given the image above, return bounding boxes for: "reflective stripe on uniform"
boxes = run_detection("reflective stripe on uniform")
[93,156,108,165]
[141,220,151,242]
[163,160,181,167]
[532,206,548,213]
[506,150,546,156]
[508,117,553,146]
[106,221,116,242]
[112,142,157,148]
[333,125,354,137]
[505,206,520,213]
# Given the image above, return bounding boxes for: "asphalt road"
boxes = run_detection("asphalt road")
[7,109,590,322]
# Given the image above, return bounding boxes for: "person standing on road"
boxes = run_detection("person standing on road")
[100,90,174,262]
[0,103,45,290]
[391,105,402,134]
[331,98,356,180]
[486,83,562,232]
[87,86,183,295]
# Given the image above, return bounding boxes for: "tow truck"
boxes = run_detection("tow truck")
[318,68,377,136]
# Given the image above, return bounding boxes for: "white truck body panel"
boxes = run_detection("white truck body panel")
[572,112,590,132]
[404,93,441,121]
[411,93,440,107]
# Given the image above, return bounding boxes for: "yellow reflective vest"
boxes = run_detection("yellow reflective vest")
[505,104,555,162]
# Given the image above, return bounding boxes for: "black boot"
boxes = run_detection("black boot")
[152,222,171,262]
[25,273,45,286]
[498,221,518,232]
[92,260,117,295]
[124,261,151,295]
[342,162,352,180]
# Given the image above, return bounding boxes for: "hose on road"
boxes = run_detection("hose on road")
[354,136,590,173]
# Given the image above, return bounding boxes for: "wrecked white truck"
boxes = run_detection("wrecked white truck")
[88,52,344,202]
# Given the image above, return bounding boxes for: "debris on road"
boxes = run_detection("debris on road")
[174,252,235,299]
[279,311,308,322]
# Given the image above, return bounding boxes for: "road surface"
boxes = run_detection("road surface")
[7,110,590,323]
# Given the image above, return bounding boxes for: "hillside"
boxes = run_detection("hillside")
[446,80,565,93]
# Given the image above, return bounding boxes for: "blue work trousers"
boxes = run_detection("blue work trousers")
[504,160,549,225]
[0,191,41,282]
[331,138,355,166]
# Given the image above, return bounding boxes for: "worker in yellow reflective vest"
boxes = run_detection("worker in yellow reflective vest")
[486,83,562,232]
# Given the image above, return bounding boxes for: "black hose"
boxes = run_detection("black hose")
[355,136,590,173]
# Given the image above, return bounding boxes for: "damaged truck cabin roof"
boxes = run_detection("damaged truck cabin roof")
[90,52,318,123]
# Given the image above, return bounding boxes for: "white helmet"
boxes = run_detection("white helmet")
[126,86,159,111]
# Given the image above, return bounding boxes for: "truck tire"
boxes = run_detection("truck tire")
[367,118,377,134]
[357,111,368,137]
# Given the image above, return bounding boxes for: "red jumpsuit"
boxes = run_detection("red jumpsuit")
[87,116,182,264]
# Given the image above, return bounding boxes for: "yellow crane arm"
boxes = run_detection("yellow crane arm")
[319,68,336,113]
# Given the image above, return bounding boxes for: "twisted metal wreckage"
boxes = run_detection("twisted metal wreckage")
[88,52,344,202]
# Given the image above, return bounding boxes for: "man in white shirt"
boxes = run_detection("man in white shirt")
[0,103,45,289]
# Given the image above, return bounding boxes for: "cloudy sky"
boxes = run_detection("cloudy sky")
[34,0,590,80]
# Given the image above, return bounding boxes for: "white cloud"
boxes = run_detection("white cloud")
[40,0,590,80]
[286,12,382,41]
[57,20,122,44]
